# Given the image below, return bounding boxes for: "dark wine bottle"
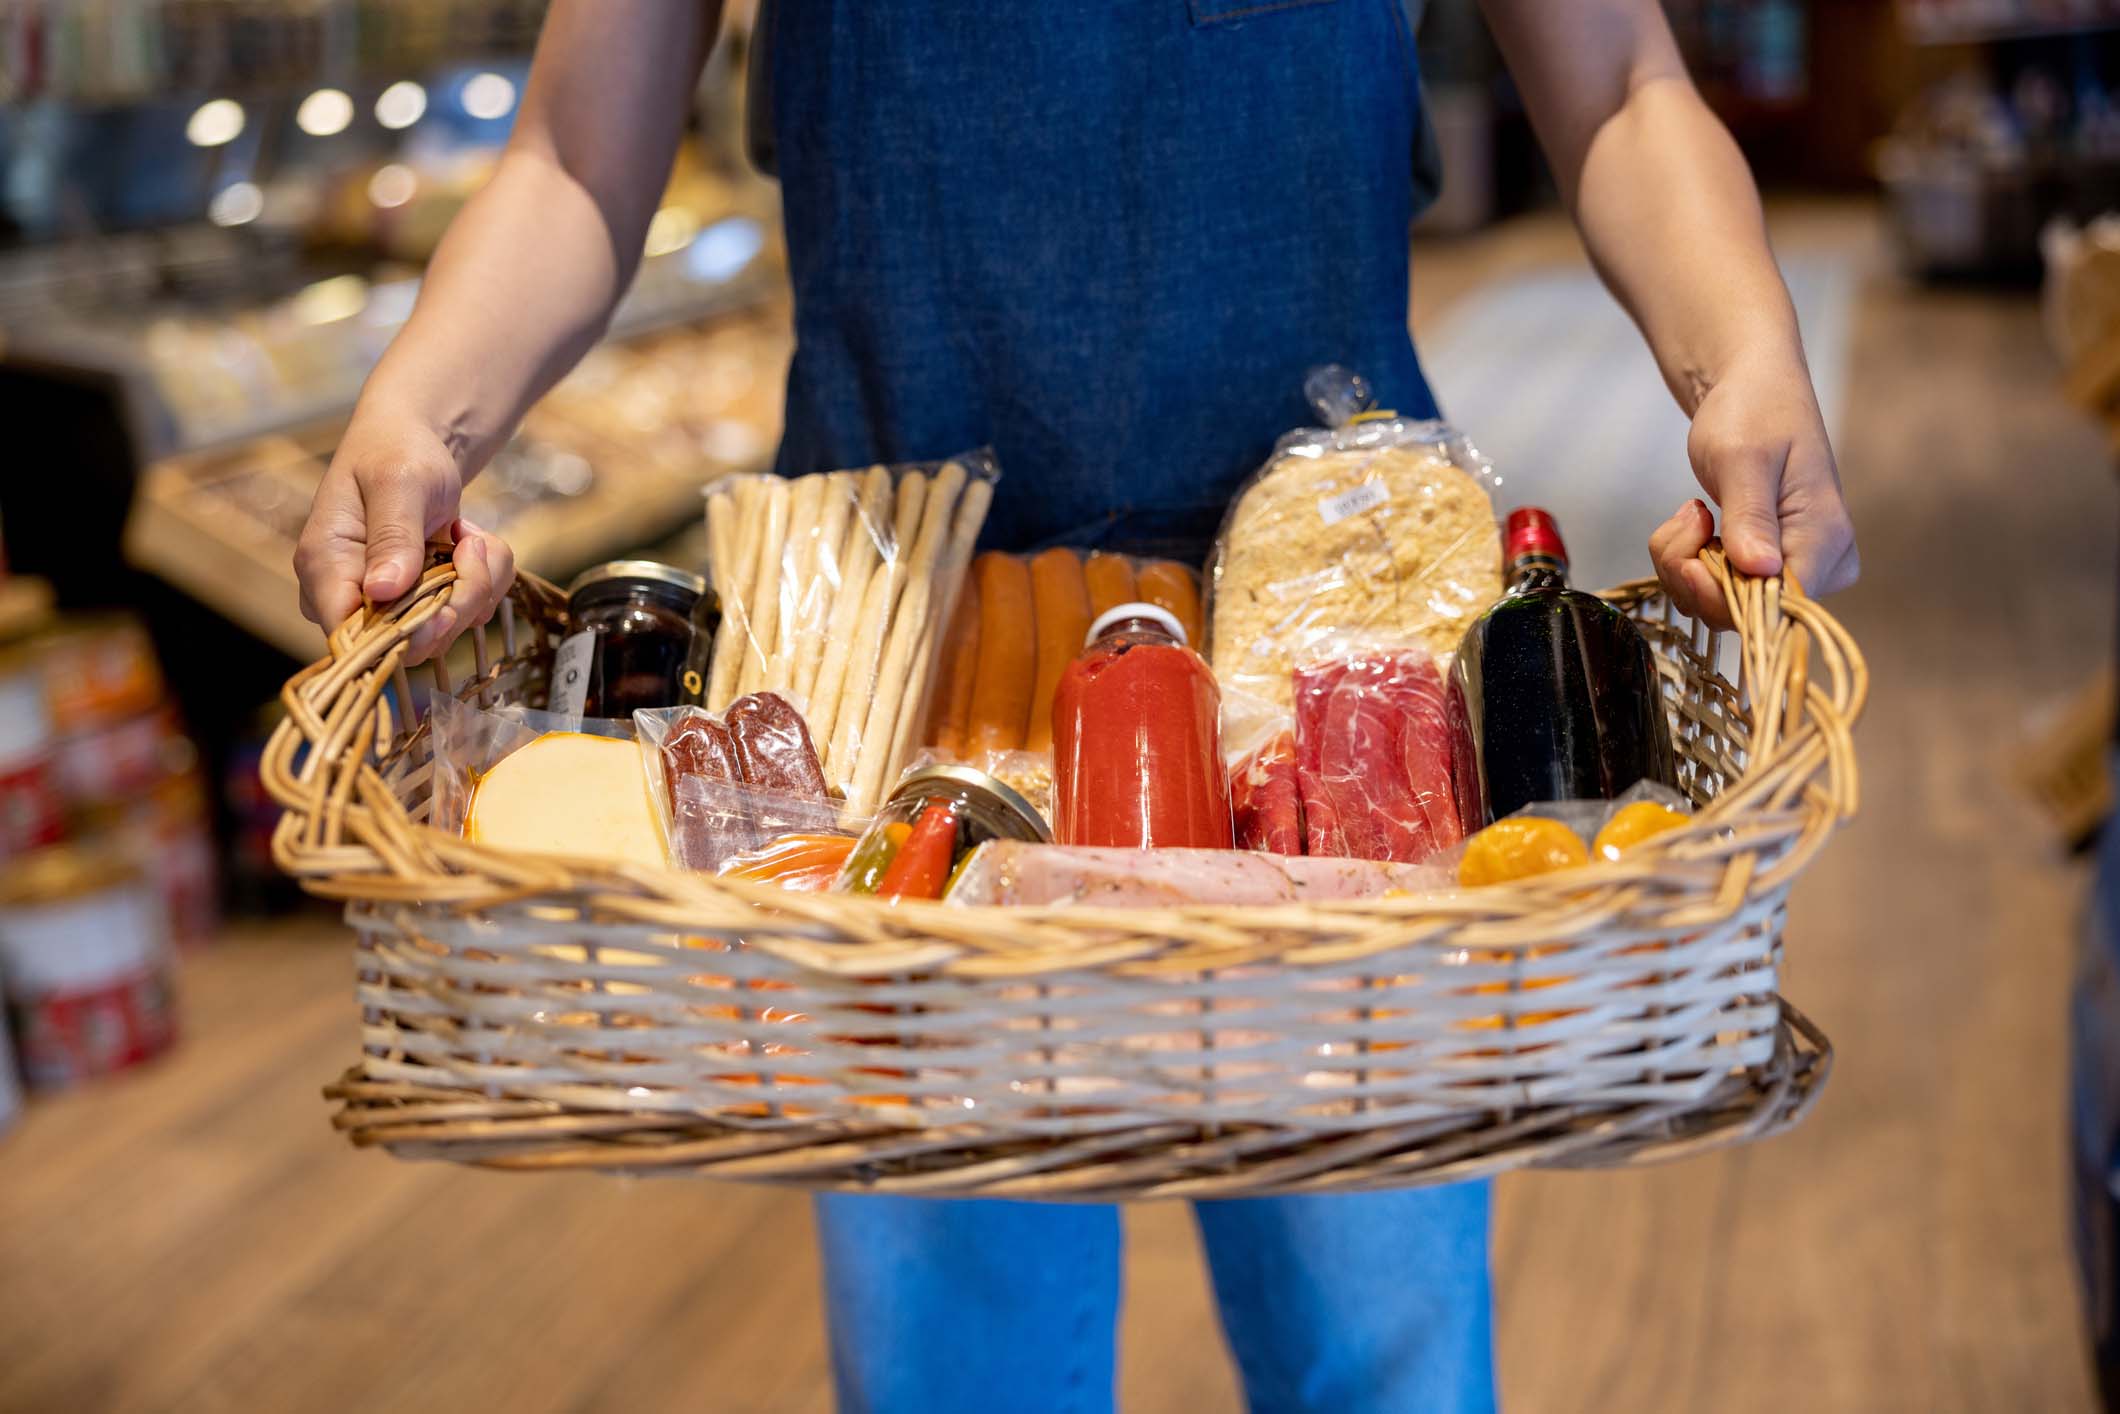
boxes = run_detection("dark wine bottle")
[1449,508,1679,828]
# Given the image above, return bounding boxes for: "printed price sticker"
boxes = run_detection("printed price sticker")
[549,630,595,718]
[1317,481,1388,526]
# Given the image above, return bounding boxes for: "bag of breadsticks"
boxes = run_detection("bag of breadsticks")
[700,453,999,816]
[911,548,1205,820]
[1204,365,1505,712]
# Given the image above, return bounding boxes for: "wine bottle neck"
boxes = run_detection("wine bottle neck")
[1508,553,1569,592]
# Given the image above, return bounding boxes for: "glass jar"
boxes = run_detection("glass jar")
[558,561,720,718]
[839,763,1051,901]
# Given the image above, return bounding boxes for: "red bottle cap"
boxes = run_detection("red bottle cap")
[1504,507,1568,566]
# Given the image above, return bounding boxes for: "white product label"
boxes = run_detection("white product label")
[550,630,595,718]
[1317,481,1388,526]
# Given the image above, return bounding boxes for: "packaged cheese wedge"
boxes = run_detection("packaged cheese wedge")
[466,732,665,869]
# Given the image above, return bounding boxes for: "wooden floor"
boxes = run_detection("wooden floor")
[2,203,2113,1412]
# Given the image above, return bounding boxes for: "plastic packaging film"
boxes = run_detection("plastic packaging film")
[1205,364,1505,712]
[635,700,853,872]
[701,454,996,814]
[943,841,1449,908]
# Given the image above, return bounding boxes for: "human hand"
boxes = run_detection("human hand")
[1651,347,1858,628]
[293,410,515,662]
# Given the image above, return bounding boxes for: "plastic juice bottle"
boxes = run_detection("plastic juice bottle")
[1052,602,1233,849]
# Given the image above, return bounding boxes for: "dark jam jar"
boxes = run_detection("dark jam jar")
[559,561,720,718]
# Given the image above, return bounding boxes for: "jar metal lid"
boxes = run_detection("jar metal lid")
[565,560,707,604]
[886,763,1052,843]
[0,844,140,907]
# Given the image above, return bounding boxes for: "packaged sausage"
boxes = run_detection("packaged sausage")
[920,551,1204,808]
[943,841,1450,909]
[635,700,848,871]
[1206,365,1504,711]
[702,453,999,815]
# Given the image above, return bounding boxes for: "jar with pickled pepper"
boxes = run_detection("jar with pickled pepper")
[840,764,1051,902]
[555,561,720,718]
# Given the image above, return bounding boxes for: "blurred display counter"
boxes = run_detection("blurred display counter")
[125,298,792,660]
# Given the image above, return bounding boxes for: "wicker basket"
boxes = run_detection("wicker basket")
[270,547,1863,1200]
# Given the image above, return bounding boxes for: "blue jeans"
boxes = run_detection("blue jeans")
[815,1186,1495,1413]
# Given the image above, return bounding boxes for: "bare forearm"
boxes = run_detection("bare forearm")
[1572,77,1801,414]
[349,0,717,477]
[358,152,635,470]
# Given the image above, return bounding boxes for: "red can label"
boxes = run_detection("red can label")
[0,758,65,857]
[11,966,176,1087]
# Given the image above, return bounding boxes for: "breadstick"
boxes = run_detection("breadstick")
[883,473,992,789]
[828,471,929,787]
[807,466,894,758]
[790,470,857,707]
[849,461,967,813]
[736,475,792,696]
[766,473,825,692]
[706,477,764,710]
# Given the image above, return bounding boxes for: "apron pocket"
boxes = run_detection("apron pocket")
[1189,0,1338,26]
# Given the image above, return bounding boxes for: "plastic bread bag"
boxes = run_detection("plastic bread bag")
[943,841,1450,909]
[1205,365,1506,712]
[636,699,851,871]
[428,696,662,868]
[701,453,999,816]
[1442,780,1696,888]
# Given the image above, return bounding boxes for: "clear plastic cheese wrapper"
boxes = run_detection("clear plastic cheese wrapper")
[1205,365,1506,712]
[942,841,1450,909]
[701,453,999,816]
[427,697,664,870]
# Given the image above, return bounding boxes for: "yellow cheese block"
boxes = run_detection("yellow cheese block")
[466,732,665,869]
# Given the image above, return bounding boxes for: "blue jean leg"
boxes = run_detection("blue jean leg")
[814,1193,1123,1414]
[1195,1184,1497,1414]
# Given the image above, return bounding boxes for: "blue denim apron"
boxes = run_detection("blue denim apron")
[767,0,1442,556]
[762,7,1492,1411]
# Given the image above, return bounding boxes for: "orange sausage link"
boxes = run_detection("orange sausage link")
[1136,560,1203,649]
[1025,548,1092,754]
[1083,552,1137,619]
[966,553,1036,755]
[925,577,982,755]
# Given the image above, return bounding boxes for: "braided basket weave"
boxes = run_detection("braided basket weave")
[271,547,1862,1200]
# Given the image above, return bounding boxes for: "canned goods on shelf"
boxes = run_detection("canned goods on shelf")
[0,845,176,1088]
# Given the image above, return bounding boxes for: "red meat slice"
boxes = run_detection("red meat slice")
[1231,730,1302,855]
[1293,660,1351,857]
[1298,651,1461,864]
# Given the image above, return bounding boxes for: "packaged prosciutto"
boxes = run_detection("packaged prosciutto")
[1293,648,1466,864]
[943,841,1448,908]
[1230,730,1302,856]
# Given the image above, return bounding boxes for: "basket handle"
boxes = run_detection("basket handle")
[262,548,569,890]
[1692,545,1867,883]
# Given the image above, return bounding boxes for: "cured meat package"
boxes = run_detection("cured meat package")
[1293,650,1466,864]
[943,841,1449,908]
[635,699,849,871]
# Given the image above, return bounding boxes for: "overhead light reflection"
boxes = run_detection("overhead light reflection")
[208,181,264,227]
[186,98,245,148]
[295,88,354,137]
[367,163,418,209]
[461,72,517,121]
[375,80,427,130]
